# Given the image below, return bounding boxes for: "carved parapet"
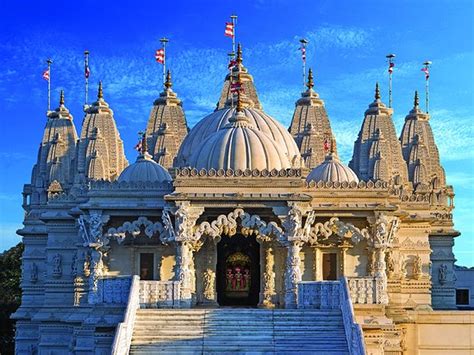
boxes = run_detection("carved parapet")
[139,280,182,308]
[176,167,302,178]
[305,179,389,190]
[90,179,172,191]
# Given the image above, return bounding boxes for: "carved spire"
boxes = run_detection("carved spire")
[236,74,243,112]
[236,43,243,65]
[97,81,103,100]
[375,82,381,100]
[306,68,314,90]
[59,90,65,106]
[141,131,148,154]
[349,84,408,184]
[164,70,172,90]
[414,90,419,109]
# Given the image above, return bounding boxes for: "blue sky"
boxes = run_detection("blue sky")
[0,0,473,266]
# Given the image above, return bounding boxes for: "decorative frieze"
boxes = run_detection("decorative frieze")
[176,167,302,178]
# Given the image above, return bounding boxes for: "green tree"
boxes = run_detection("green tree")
[0,242,23,354]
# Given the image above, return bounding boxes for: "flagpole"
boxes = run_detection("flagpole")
[230,15,237,59]
[84,50,89,106]
[300,39,308,91]
[228,51,235,108]
[46,58,52,112]
[386,53,395,108]
[160,37,169,88]
[423,60,432,113]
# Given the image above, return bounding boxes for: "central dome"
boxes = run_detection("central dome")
[186,111,294,171]
[175,107,302,169]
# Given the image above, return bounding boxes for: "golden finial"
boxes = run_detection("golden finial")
[59,90,65,106]
[236,73,243,112]
[236,43,243,65]
[98,81,103,99]
[375,82,381,100]
[330,136,336,154]
[414,90,419,108]
[306,68,314,90]
[164,70,172,89]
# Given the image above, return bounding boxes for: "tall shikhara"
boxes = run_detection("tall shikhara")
[289,68,337,169]
[145,70,188,169]
[216,43,262,110]
[399,91,446,189]
[349,83,408,184]
[75,82,128,183]
[29,91,78,205]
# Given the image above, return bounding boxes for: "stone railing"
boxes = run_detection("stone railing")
[97,276,133,304]
[111,275,140,355]
[340,277,366,355]
[139,280,182,308]
[297,281,341,309]
[347,277,384,304]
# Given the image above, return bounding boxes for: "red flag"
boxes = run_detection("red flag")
[230,82,243,93]
[300,46,306,62]
[388,62,395,74]
[42,69,50,81]
[134,140,142,153]
[228,59,237,69]
[225,22,234,38]
[421,67,430,80]
[85,64,90,79]
[323,138,330,152]
[155,48,165,64]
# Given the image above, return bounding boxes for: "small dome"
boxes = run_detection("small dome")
[306,154,359,183]
[186,111,292,171]
[175,107,302,168]
[118,153,171,183]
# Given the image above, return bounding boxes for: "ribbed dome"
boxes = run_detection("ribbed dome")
[175,107,302,168]
[118,153,171,183]
[186,111,292,171]
[307,154,359,183]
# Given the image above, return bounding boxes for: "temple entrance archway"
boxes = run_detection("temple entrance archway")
[216,234,260,307]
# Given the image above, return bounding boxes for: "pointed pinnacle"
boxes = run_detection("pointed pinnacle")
[98,81,104,100]
[236,74,243,112]
[375,82,381,100]
[306,68,314,90]
[59,90,65,106]
[164,70,172,89]
[236,43,243,65]
[414,90,419,108]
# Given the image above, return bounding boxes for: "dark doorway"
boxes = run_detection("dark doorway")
[140,253,154,280]
[322,253,337,280]
[216,234,260,307]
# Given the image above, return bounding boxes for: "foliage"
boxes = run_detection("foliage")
[0,242,24,354]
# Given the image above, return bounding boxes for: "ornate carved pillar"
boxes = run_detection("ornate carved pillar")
[175,241,194,306]
[285,240,303,308]
[201,239,217,306]
[259,242,276,308]
[367,213,400,305]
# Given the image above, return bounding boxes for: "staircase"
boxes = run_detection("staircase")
[129,308,349,354]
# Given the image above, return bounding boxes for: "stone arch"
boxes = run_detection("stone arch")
[194,208,283,243]
[105,216,165,244]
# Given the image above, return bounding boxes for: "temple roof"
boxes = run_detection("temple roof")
[145,70,189,169]
[289,68,337,169]
[399,91,446,189]
[349,83,408,185]
[75,82,128,183]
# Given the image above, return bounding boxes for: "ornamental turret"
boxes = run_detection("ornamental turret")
[349,83,408,184]
[75,82,128,183]
[145,70,188,169]
[29,90,78,204]
[399,91,446,189]
[289,68,337,169]
[216,43,262,110]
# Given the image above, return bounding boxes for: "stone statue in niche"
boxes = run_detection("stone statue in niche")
[413,255,423,280]
[438,263,448,285]
[83,251,91,277]
[52,253,62,278]
[386,251,396,278]
[398,255,407,279]
[30,262,38,283]
[202,269,215,300]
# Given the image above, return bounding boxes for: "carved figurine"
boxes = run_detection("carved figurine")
[30,262,38,283]
[413,255,423,280]
[52,253,62,278]
[202,269,215,300]
[438,263,448,284]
